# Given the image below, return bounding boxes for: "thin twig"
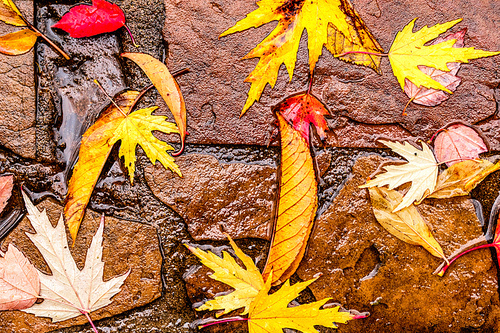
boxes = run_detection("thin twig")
[21,18,70,60]
[93,80,128,117]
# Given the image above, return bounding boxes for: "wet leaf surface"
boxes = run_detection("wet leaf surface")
[368,186,446,260]
[122,52,187,155]
[428,159,500,199]
[360,140,438,211]
[186,236,264,317]
[403,29,466,108]
[0,175,13,214]
[0,29,38,55]
[52,0,126,38]
[388,18,499,93]
[433,123,488,166]
[220,0,382,114]
[0,244,39,311]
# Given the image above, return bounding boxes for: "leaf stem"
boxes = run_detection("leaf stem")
[307,72,313,94]
[438,243,496,276]
[93,79,128,117]
[336,51,388,58]
[21,17,70,60]
[198,316,248,329]
[82,311,99,333]
[123,24,139,48]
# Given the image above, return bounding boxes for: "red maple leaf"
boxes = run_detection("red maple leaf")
[53,0,136,45]
[274,92,329,146]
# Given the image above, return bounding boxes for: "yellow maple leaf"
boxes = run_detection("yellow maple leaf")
[248,275,358,333]
[220,0,382,115]
[110,106,181,183]
[65,91,180,242]
[0,0,26,26]
[186,235,264,316]
[189,236,364,332]
[388,18,500,93]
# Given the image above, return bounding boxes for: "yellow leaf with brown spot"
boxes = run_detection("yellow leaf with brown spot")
[0,0,25,26]
[220,0,382,115]
[368,186,446,261]
[428,159,500,199]
[121,52,187,155]
[65,91,180,242]
[0,29,38,55]
[262,92,329,285]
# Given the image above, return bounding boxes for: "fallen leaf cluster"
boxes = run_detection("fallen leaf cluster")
[223,1,499,114]
[360,124,500,262]
[187,235,365,333]
[0,0,69,58]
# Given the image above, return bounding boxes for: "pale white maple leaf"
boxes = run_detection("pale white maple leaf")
[359,140,438,212]
[20,192,130,322]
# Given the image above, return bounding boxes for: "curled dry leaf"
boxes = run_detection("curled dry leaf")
[52,0,136,45]
[22,192,130,322]
[263,93,328,286]
[368,186,446,261]
[121,52,186,155]
[428,159,500,199]
[433,123,488,167]
[220,0,382,115]
[403,29,466,107]
[186,235,264,317]
[0,174,14,214]
[360,140,438,212]
[388,18,499,94]
[248,276,364,333]
[0,244,39,311]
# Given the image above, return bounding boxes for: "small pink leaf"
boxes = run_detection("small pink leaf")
[433,123,488,166]
[0,244,40,310]
[404,29,467,107]
[0,175,13,214]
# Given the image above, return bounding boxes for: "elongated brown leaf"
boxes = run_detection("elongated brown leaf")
[0,244,39,310]
[0,175,13,214]
[428,159,500,199]
[0,29,38,55]
[369,186,446,260]
[262,113,318,286]
[121,52,186,155]
[65,91,139,242]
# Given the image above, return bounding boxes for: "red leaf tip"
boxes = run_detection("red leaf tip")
[275,92,329,145]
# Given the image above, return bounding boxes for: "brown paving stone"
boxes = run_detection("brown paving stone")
[0,0,36,159]
[145,153,276,241]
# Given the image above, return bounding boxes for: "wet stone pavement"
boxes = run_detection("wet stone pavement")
[1,0,500,332]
